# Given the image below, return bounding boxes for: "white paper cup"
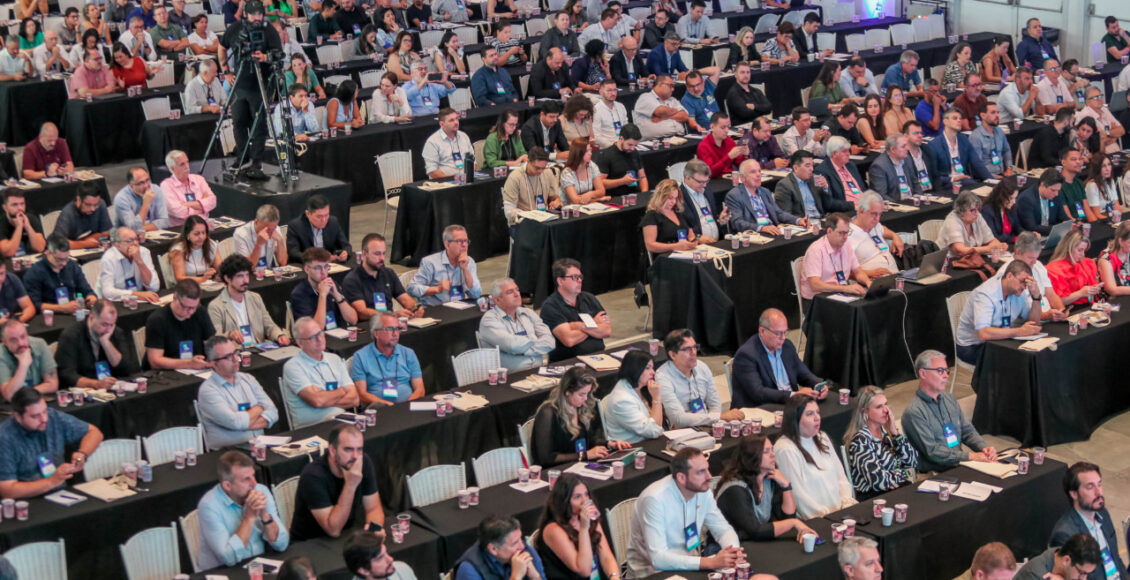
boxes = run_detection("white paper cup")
[802,533,816,552]
[881,507,894,526]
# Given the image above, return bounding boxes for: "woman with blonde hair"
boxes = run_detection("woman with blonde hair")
[726,26,760,69]
[531,367,628,466]
[1047,228,1101,305]
[641,179,697,254]
[843,386,917,499]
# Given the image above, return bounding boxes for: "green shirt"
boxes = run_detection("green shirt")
[809,80,844,104]
[1102,32,1128,63]
[1060,177,1087,220]
[150,23,186,49]
[0,336,57,388]
[482,131,527,169]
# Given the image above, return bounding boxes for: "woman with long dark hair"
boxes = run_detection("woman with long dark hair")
[482,109,527,169]
[534,473,619,580]
[773,394,856,518]
[326,79,364,130]
[170,215,221,283]
[531,367,627,466]
[111,41,157,89]
[433,31,467,74]
[808,61,848,106]
[1098,221,1130,296]
[979,36,1015,84]
[715,435,816,542]
[980,176,1021,243]
[571,39,610,92]
[600,350,662,443]
[1083,152,1122,222]
[856,94,885,149]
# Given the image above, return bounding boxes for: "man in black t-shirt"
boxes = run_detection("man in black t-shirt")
[596,123,648,198]
[539,258,611,362]
[144,279,216,370]
[0,189,46,259]
[290,424,385,542]
[341,233,421,323]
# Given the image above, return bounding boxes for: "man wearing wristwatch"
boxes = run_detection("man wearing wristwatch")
[953,259,1044,365]
[195,450,289,571]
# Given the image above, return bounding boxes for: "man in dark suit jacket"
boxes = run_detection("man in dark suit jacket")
[520,101,570,158]
[286,194,352,263]
[731,308,823,408]
[791,12,823,60]
[609,36,648,86]
[867,134,922,201]
[815,141,866,211]
[776,150,851,217]
[55,300,138,389]
[926,109,992,192]
[529,47,575,99]
[1015,170,1068,236]
[725,159,803,234]
[1031,108,1074,169]
[1048,462,1127,580]
[678,159,728,241]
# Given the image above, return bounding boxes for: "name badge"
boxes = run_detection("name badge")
[897,174,910,197]
[451,284,465,300]
[353,24,362,34]
[381,377,399,399]
[179,340,194,360]
[535,194,547,211]
[95,361,111,380]
[990,149,1001,165]
[951,156,965,174]
[238,402,251,412]
[684,522,701,551]
[1102,547,1118,578]
[751,195,770,226]
[374,292,388,312]
[918,169,932,190]
[688,397,704,413]
[699,205,715,224]
[847,180,861,195]
[496,82,506,95]
[1040,49,1049,59]
[1072,202,1085,219]
[325,311,338,330]
[124,276,137,290]
[871,234,888,251]
[456,0,464,7]
[0,308,9,317]
[257,256,268,268]
[612,120,622,135]
[452,152,464,168]
[55,287,71,305]
[943,423,959,448]
[1055,95,1063,104]
[325,381,338,391]
[207,96,216,105]
[185,192,197,202]
[38,454,56,479]
[553,82,561,89]
[574,438,587,453]
[239,324,255,347]
[1001,315,1011,328]
[677,229,688,241]
[14,242,24,257]
[423,96,434,106]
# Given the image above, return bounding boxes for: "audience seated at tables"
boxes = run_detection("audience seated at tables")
[1046,229,1101,306]
[882,50,924,97]
[726,26,760,69]
[714,433,816,543]
[53,182,112,249]
[290,424,384,542]
[561,94,595,145]
[731,307,823,408]
[628,448,742,577]
[119,17,156,61]
[641,179,697,255]
[0,320,58,401]
[470,46,520,106]
[679,159,727,242]
[903,120,940,193]
[0,36,32,82]
[1016,169,1069,236]
[1076,87,1125,155]
[482,110,528,170]
[1048,462,1127,580]
[350,312,425,406]
[773,394,856,518]
[951,73,988,131]
[22,122,74,180]
[540,259,610,363]
[32,30,71,75]
[196,450,289,570]
[954,259,1044,364]
[596,123,648,198]
[478,277,554,372]
[0,258,36,323]
[997,66,1036,126]
[726,159,804,234]
[284,52,327,100]
[325,80,365,132]
[521,102,571,159]
[1030,108,1074,170]
[1014,534,1100,580]
[282,316,359,428]
[839,57,878,101]
[455,515,545,580]
[825,104,868,155]
[773,151,838,221]
[531,366,625,466]
[196,335,279,449]
[1033,59,1074,117]
[843,386,917,499]
[149,4,188,58]
[530,48,576,100]
[809,61,850,108]
[1098,222,1130,297]
[675,0,714,43]
[799,213,871,306]
[369,75,413,125]
[969,103,1013,178]
[405,61,456,118]
[169,215,221,283]
[634,74,694,140]
[815,137,867,207]
[274,84,321,141]
[979,36,1016,84]
[23,233,96,313]
[535,473,623,580]
[0,388,102,499]
[600,350,663,443]
[880,87,914,138]
[233,204,287,269]
[779,106,829,158]
[341,234,417,323]
[97,226,159,302]
[160,150,216,227]
[407,224,482,306]
[867,133,920,202]
[936,191,1008,259]
[286,194,352,263]
[839,537,883,580]
[144,279,215,370]
[188,13,225,60]
[793,12,829,60]
[208,255,290,347]
[307,0,343,42]
[761,21,798,66]
[422,108,475,179]
[941,42,978,88]
[848,192,902,277]
[726,62,772,126]
[980,176,1022,243]
[646,32,688,80]
[571,39,611,92]
[183,60,226,116]
[1082,153,1122,222]
[678,69,719,131]
[641,7,675,50]
[658,328,742,427]
[999,231,1069,320]
[960,542,1017,580]
[344,531,419,580]
[292,247,359,331]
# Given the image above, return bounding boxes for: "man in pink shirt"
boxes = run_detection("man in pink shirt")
[799,213,871,310]
[159,149,217,226]
[69,48,118,99]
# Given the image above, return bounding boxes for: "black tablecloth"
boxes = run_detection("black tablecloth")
[61,85,185,166]
[637,528,843,580]
[804,271,983,389]
[19,177,111,217]
[139,114,222,174]
[823,460,1067,580]
[973,295,1130,446]
[391,178,511,266]
[0,79,68,144]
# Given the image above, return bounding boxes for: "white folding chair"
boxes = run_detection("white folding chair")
[454,26,479,46]
[157,252,176,289]
[897,231,918,246]
[518,418,535,460]
[1017,138,1033,171]
[323,74,351,87]
[473,139,486,170]
[889,23,914,46]
[359,68,384,88]
[790,256,807,353]
[840,445,854,489]
[604,498,636,564]
[271,476,301,529]
[917,219,943,244]
[467,52,484,74]
[525,18,547,37]
[421,29,446,48]
[472,446,527,487]
[179,510,202,573]
[707,19,728,39]
[718,0,740,12]
[713,47,730,69]
[666,161,687,183]
[722,358,733,401]
[81,260,102,297]
[142,425,205,465]
[406,463,467,507]
[84,437,142,480]
[864,27,890,48]
[207,14,225,33]
[399,269,417,289]
[132,327,146,367]
[140,96,172,120]
[926,13,945,40]
[844,34,866,53]
[120,523,180,580]
[945,291,974,393]
[5,538,67,580]
[450,87,473,111]
[911,18,931,43]
[41,210,61,236]
[376,150,412,234]
[783,9,814,28]
[146,65,175,88]
[451,347,501,386]
[316,43,343,65]
[801,86,811,107]
[216,236,235,261]
[816,32,836,53]
[753,13,779,35]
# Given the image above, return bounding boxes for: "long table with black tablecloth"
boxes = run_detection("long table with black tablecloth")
[823,460,1067,580]
[638,531,843,580]
[972,293,1130,447]
[139,113,222,174]
[61,85,185,166]
[0,78,68,145]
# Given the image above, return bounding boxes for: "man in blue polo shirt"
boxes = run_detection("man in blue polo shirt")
[882,50,924,98]
[680,70,719,130]
[350,312,424,406]
[407,225,482,307]
[0,388,103,499]
[1016,18,1058,70]
[470,46,518,106]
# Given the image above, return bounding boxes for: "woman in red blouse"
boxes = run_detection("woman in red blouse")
[695,111,748,179]
[110,41,158,89]
[1047,228,1102,305]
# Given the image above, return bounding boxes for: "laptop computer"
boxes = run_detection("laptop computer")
[1044,220,1075,250]
[808,96,831,118]
[863,274,898,298]
[899,249,951,285]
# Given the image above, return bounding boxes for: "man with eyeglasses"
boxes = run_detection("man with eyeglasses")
[233,204,287,269]
[350,312,424,406]
[479,277,554,372]
[956,258,1044,367]
[926,109,991,193]
[1015,534,1100,580]
[540,258,610,362]
[341,234,417,324]
[731,308,823,408]
[680,70,720,131]
[408,225,482,307]
[727,159,805,234]
[609,36,647,87]
[679,159,729,244]
[901,349,998,473]
[196,336,279,448]
[1075,86,1125,155]
[969,103,1013,178]
[69,48,117,99]
[113,167,170,232]
[294,247,359,331]
[22,122,74,181]
[633,74,695,140]
[657,328,743,428]
[1035,59,1075,117]
[502,148,560,229]
[51,182,111,250]
[22,233,96,315]
[799,213,870,310]
[951,73,988,132]
[283,317,359,428]
[344,531,417,580]
[144,279,215,370]
[286,194,352,264]
[902,120,941,193]
[592,79,631,149]
[1016,168,1068,235]
[96,226,160,303]
[209,255,291,349]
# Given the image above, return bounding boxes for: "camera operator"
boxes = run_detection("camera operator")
[221,0,282,181]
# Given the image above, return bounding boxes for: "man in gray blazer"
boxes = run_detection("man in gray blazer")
[774,151,841,220]
[208,255,291,348]
[1048,462,1127,580]
[725,159,805,235]
[868,133,922,202]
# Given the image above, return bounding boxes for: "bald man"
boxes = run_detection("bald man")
[22,123,74,180]
[32,30,72,75]
[730,307,825,407]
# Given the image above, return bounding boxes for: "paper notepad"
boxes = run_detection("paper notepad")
[960,460,1018,479]
[739,408,778,424]
[578,313,598,328]
[509,479,551,493]
[953,481,998,501]
[45,489,87,506]
[410,401,438,411]
[517,210,558,223]
[827,293,862,303]
[443,300,474,310]
[175,368,213,380]
[146,229,179,240]
[407,317,440,329]
[271,436,327,458]
[564,462,613,481]
[577,354,620,372]
[510,375,557,392]
[74,478,137,502]
[258,346,301,361]
[326,328,351,339]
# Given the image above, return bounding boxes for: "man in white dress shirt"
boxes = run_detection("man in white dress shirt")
[120,17,158,61]
[779,106,829,157]
[32,31,72,75]
[592,79,631,148]
[183,59,227,115]
[633,75,695,139]
[97,226,160,303]
[423,108,474,178]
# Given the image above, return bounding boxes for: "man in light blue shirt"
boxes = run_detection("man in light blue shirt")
[656,328,744,427]
[478,278,554,371]
[675,1,714,44]
[882,50,924,96]
[969,103,1013,177]
[404,61,457,117]
[113,167,169,232]
[955,259,1043,364]
[408,224,482,306]
[196,450,288,571]
[282,316,359,429]
[350,312,424,406]
[275,84,321,139]
[197,336,279,448]
[996,67,1036,125]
